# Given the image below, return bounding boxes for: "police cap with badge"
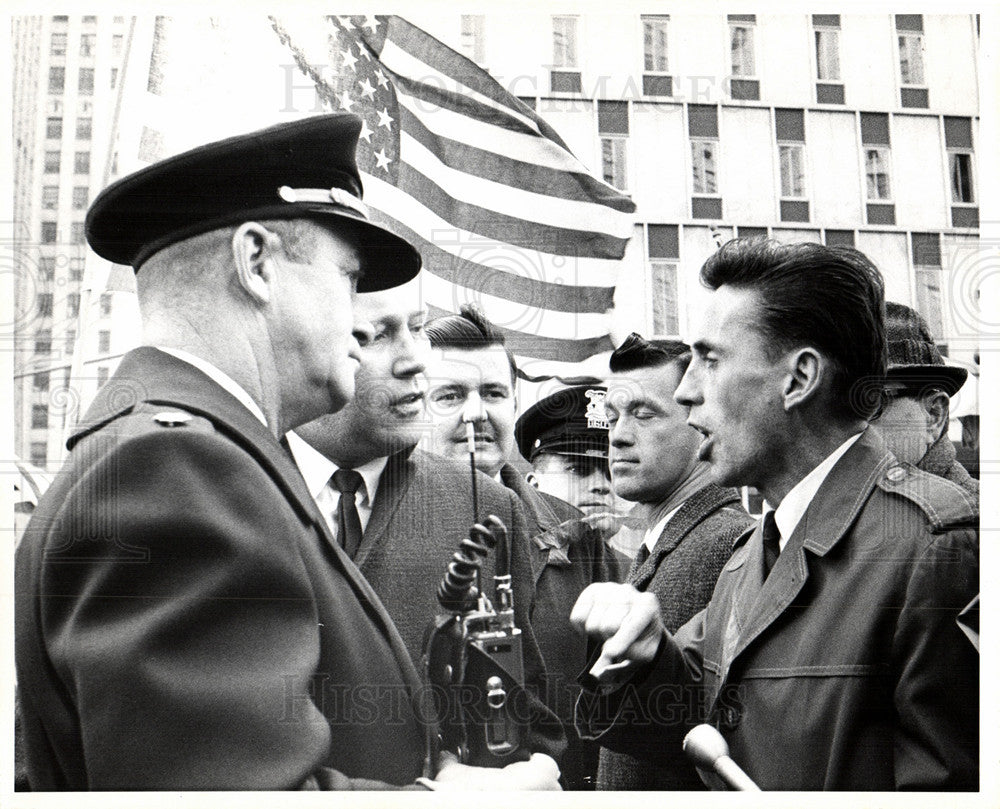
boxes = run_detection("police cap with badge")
[884,301,967,397]
[85,113,420,290]
[515,385,610,463]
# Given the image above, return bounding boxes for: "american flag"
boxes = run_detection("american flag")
[270,15,636,381]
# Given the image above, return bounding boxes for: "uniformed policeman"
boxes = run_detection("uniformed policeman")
[572,238,978,790]
[14,114,560,791]
[515,385,615,518]
[871,301,977,495]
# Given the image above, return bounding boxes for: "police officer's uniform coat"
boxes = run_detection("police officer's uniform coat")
[15,348,428,790]
[579,427,979,790]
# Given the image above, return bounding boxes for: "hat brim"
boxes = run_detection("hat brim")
[885,365,968,397]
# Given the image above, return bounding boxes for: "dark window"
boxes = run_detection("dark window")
[35,329,52,354]
[44,151,61,173]
[97,366,110,386]
[860,113,890,145]
[774,109,805,142]
[598,101,629,135]
[34,371,50,392]
[78,68,95,95]
[76,118,92,140]
[37,293,54,317]
[912,232,941,267]
[39,257,56,280]
[688,105,719,137]
[98,330,111,353]
[71,223,86,244]
[48,66,65,93]
[100,292,112,317]
[79,34,96,57]
[30,442,47,468]
[647,225,679,259]
[824,229,855,247]
[50,32,67,56]
[41,222,57,243]
[32,405,49,429]
[42,186,59,210]
[46,117,63,138]
[74,152,90,174]
[73,186,89,209]
[944,117,973,149]
[67,293,80,318]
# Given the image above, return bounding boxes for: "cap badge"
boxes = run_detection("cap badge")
[277,185,370,220]
[584,388,610,429]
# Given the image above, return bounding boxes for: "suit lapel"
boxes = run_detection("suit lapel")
[721,429,893,671]
[355,448,416,568]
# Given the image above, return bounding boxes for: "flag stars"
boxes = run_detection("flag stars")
[376,108,394,129]
[340,47,358,71]
[374,148,392,171]
[374,68,389,89]
[358,77,376,100]
[362,15,380,34]
[358,118,374,143]
[337,89,355,112]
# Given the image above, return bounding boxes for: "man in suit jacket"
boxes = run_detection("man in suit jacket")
[596,334,751,790]
[15,115,557,792]
[420,307,620,789]
[573,239,978,790]
[290,278,565,766]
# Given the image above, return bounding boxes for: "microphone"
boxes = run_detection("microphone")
[682,724,760,791]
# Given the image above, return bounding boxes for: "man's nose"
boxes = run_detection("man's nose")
[586,468,611,494]
[674,365,699,407]
[461,390,485,423]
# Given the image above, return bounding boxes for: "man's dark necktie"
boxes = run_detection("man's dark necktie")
[761,510,781,579]
[332,469,364,559]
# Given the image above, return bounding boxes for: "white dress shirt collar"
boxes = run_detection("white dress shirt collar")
[643,503,685,554]
[156,346,267,427]
[767,432,863,551]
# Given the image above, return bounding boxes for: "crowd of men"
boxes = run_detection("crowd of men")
[14,113,979,792]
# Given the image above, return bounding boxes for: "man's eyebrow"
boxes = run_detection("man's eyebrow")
[428,381,464,393]
[691,339,714,355]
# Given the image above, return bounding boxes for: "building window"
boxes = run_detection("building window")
[41,222,58,243]
[110,68,119,89]
[44,151,60,173]
[35,329,52,354]
[647,225,680,336]
[50,31,67,56]
[112,33,124,56]
[912,232,943,340]
[65,330,76,354]
[33,371,50,392]
[727,15,759,100]
[48,66,65,93]
[865,148,892,200]
[71,259,85,281]
[76,117,92,140]
[598,101,629,192]
[32,404,49,430]
[42,186,59,210]
[815,27,840,81]
[691,141,718,195]
[73,186,89,209]
[39,257,56,280]
[74,151,91,174]
[97,366,110,386]
[82,15,97,23]
[460,15,485,64]
[100,292,112,317]
[553,16,578,68]
[550,16,581,92]
[71,222,86,244]
[729,19,755,77]
[67,293,80,318]
[37,293,54,317]
[898,34,924,85]
[643,15,669,72]
[98,330,111,353]
[46,116,62,139]
[779,145,806,198]
[80,33,96,57]
[949,153,974,203]
[30,442,47,468]
[78,68,95,95]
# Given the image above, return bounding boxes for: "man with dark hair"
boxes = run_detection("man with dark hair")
[423,305,615,789]
[288,278,564,776]
[573,239,979,790]
[15,115,558,790]
[872,301,977,496]
[596,333,751,790]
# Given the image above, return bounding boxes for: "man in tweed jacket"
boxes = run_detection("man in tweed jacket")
[598,334,751,790]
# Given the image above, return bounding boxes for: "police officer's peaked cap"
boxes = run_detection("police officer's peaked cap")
[885,301,967,397]
[85,114,421,291]
[515,385,610,463]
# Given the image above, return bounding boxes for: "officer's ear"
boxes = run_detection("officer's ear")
[525,472,540,489]
[921,389,951,442]
[232,222,280,305]
[782,347,823,411]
